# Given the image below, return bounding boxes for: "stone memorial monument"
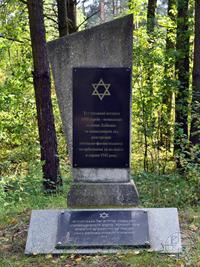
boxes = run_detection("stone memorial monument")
[47,15,138,207]
[25,15,182,254]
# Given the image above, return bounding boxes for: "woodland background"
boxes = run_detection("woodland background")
[0,0,200,266]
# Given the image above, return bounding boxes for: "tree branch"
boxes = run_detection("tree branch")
[77,9,100,29]
[19,0,27,4]
[0,34,24,43]
[44,14,58,25]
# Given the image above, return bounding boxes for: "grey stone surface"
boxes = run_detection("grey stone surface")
[73,168,130,183]
[67,182,139,207]
[25,208,182,254]
[47,15,134,184]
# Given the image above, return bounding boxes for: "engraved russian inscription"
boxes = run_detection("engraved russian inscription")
[56,210,150,248]
[73,68,131,168]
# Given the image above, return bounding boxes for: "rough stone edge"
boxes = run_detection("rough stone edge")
[47,14,133,50]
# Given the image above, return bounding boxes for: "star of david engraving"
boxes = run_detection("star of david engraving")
[92,79,111,101]
[99,212,109,219]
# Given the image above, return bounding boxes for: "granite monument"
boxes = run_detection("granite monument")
[25,15,181,254]
[47,14,139,207]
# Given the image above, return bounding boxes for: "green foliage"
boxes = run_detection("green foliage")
[0,1,200,266]
[133,172,200,208]
[0,3,41,196]
[0,160,43,209]
[0,161,72,214]
[131,1,174,172]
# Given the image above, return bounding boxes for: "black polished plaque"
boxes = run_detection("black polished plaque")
[73,68,131,168]
[56,210,150,249]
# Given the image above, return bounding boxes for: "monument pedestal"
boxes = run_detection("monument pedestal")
[67,181,139,207]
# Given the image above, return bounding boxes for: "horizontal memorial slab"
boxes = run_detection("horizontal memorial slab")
[56,210,149,249]
[25,208,182,254]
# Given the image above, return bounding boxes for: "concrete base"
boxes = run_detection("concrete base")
[25,208,182,254]
[67,181,139,207]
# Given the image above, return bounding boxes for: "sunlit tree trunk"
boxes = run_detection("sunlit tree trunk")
[100,0,105,23]
[190,0,200,145]
[161,0,176,150]
[27,0,61,191]
[142,0,157,171]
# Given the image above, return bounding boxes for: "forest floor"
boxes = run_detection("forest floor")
[0,173,200,267]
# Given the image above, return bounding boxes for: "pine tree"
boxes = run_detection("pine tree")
[27,0,61,190]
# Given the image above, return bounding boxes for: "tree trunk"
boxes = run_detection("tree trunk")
[143,0,157,171]
[147,0,157,35]
[67,0,77,34]
[161,0,176,150]
[146,0,157,89]
[27,0,61,191]
[100,0,105,23]
[57,0,68,37]
[174,0,190,156]
[190,0,200,146]
[112,0,116,15]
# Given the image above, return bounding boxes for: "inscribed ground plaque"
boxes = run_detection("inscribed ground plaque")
[73,68,131,168]
[56,210,150,248]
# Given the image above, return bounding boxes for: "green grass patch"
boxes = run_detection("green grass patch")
[133,172,200,208]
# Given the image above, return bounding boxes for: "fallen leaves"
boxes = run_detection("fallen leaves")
[45,254,53,259]
[189,224,198,231]
[75,256,82,264]
[133,250,140,255]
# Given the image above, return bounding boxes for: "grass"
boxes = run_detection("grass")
[0,168,200,267]
[133,172,200,208]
